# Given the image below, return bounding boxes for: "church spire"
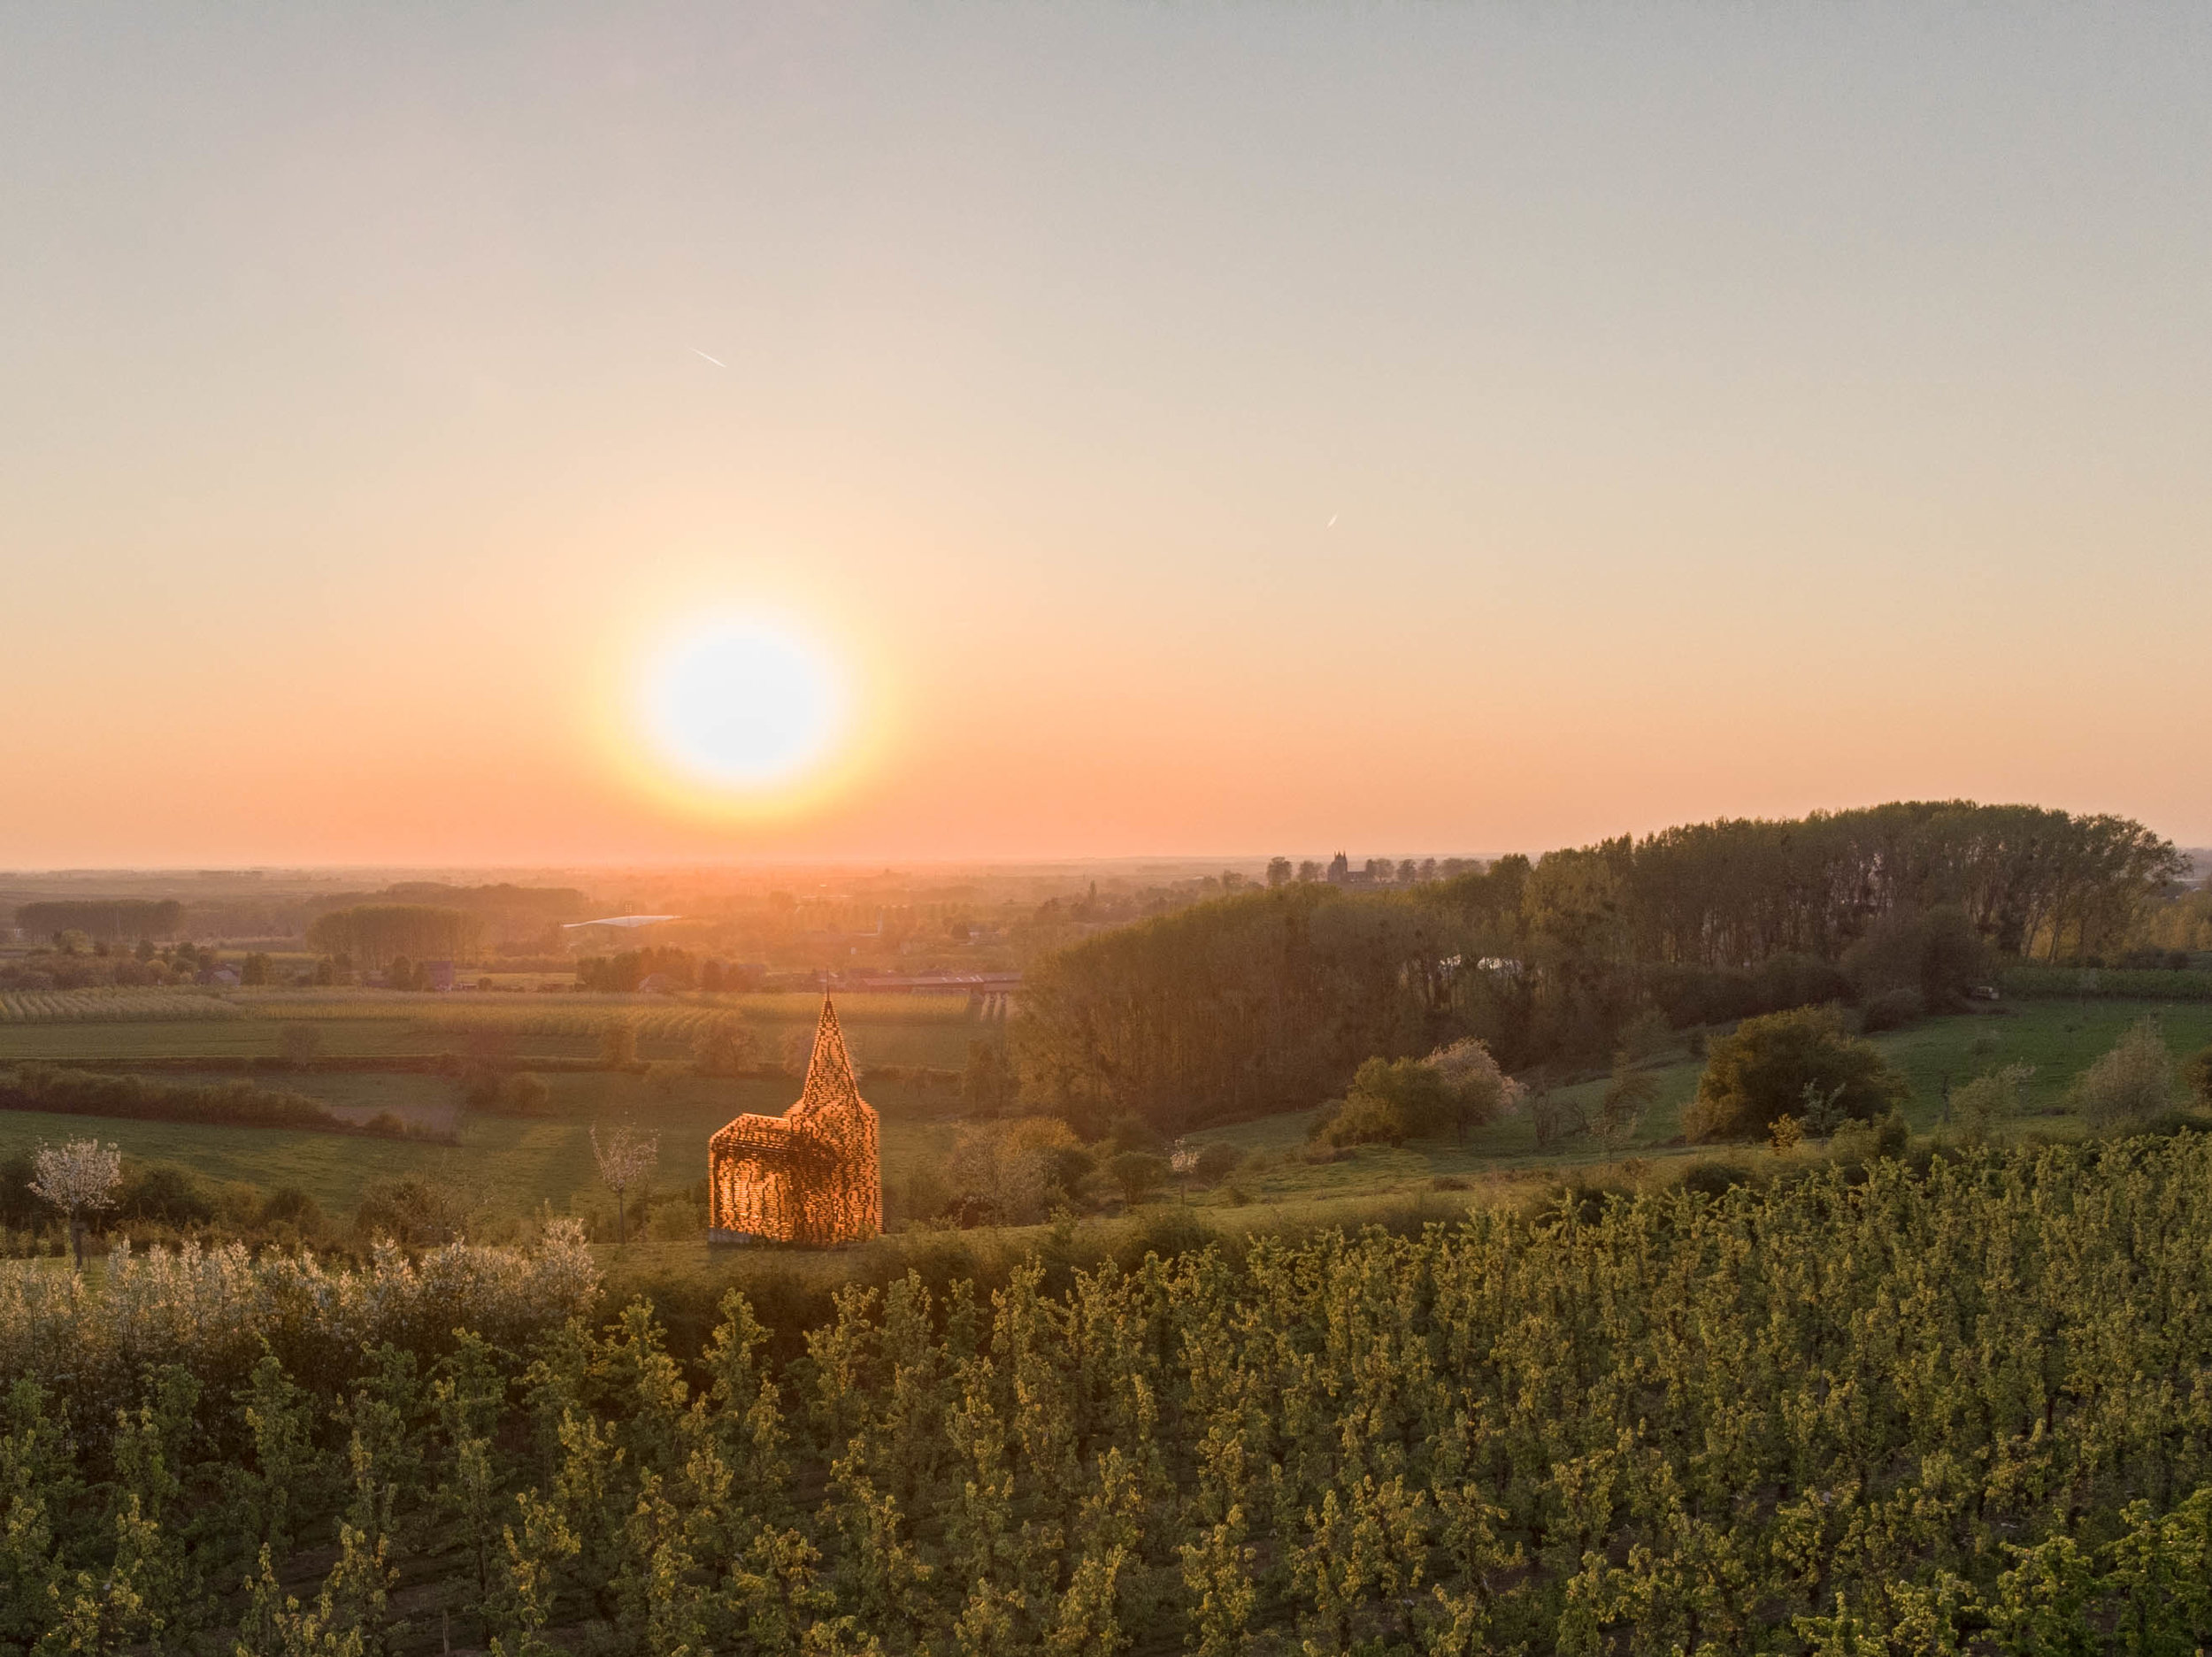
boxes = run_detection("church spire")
[797,994,862,1115]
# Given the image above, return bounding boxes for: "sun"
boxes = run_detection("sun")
[638,617,847,795]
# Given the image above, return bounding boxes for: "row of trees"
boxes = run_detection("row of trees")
[4,1139,2212,1652]
[1016,802,2183,1129]
[12,900,183,943]
[1521,801,2184,969]
[304,906,484,972]
[575,950,760,994]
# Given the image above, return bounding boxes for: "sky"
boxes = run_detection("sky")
[4,3,2210,867]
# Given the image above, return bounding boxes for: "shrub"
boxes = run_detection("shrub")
[1317,1058,1442,1147]
[1684,1006,1909,1143]
[601,1020,640,1069]
[114,1162,217,1228]
[1193,1140,1242,1184]
[1842,904,1988,1007]
[356,1176,469,1247]
[1425,1038,1522,1138]
[1858,987,1925,1034]
[2183,1046,2212,1109]
[1318,1044,1521,1147]
[2070,1017,2179,1131]
[692,1015,757,1077]
[1595,1057,1657,1151]
[1831,1103,1912,1162]
[1104,1150,1169,1207]
[942,1117,1085,1224]
[259,1185,322,1231]
[0,1153,37,1229]
[1103,1115,1167,1156]
[1953,1062,2034,1147]
[1878,1104,1909,1156]
[1615,1008,1674,1064]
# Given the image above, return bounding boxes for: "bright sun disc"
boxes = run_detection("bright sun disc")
[641,619,844,792]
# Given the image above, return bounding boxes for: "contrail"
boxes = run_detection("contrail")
[691,348,726,368]
[1326,514,1338,527]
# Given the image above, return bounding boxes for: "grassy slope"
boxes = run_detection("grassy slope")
[1173,998,2212,1216]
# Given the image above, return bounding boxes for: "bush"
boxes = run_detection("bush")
[1683,1006,1909,1143]
[2070,1017,2179,1131]
[1103,1114,1167,1156]
[1842,904,1988,1008]
[356,1176,469,1247]
[258,1185,322,1231]
[1193,1140,1242,1184]
[114,1162,219,1228]
[1317,1043,1521,1147]
[464,1068,552,1116]
[1615,1009,1674,1064]
[1952,1063,2033,1147]
[1878,1104,1909,1156]
[1858,987,1925,1034]
[1316,1058,1443,1147]
[601,1020,640,1069]
[693,1015,757,1077]
[1425,1038,1521,1138]
[941,1117,1086,1225]
[0,1153,38,1229]
[2184,1046,2212,1109]
[1105,1150,1169,1206]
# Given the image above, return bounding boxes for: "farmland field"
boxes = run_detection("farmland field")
[0,987,243,1023]
[0,1067,963,1226]
[3,989,2205,1239]
[0,990,987,1067]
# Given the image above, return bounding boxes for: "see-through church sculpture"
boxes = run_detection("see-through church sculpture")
[709,996,881,1246]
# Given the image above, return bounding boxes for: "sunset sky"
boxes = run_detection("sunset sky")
[6,4,2210,867]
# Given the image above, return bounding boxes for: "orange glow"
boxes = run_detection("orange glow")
[5,8,2211,863]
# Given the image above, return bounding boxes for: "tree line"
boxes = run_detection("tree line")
[1016,801,2182,1129]
[12,900,183,944]
[304,906,485,972]
[4,1136,2210,1653]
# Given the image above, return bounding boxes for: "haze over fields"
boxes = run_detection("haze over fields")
[6,3,2212,867]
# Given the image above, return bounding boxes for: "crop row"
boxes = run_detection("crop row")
[0,990,247,1024]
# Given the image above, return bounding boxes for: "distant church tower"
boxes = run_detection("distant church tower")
[708,997,881,1246]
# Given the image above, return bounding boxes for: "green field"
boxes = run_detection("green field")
[4,994,2207,1240]
[1165,997,2212,1216]
[0,990,988,1068]
[0,1067,964,1230]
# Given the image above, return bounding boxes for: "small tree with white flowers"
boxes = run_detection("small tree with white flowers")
[589,1121,659,1246]
[32,1138,122,1270]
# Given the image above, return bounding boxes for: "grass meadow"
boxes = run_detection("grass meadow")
[1,989,2208,1253]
